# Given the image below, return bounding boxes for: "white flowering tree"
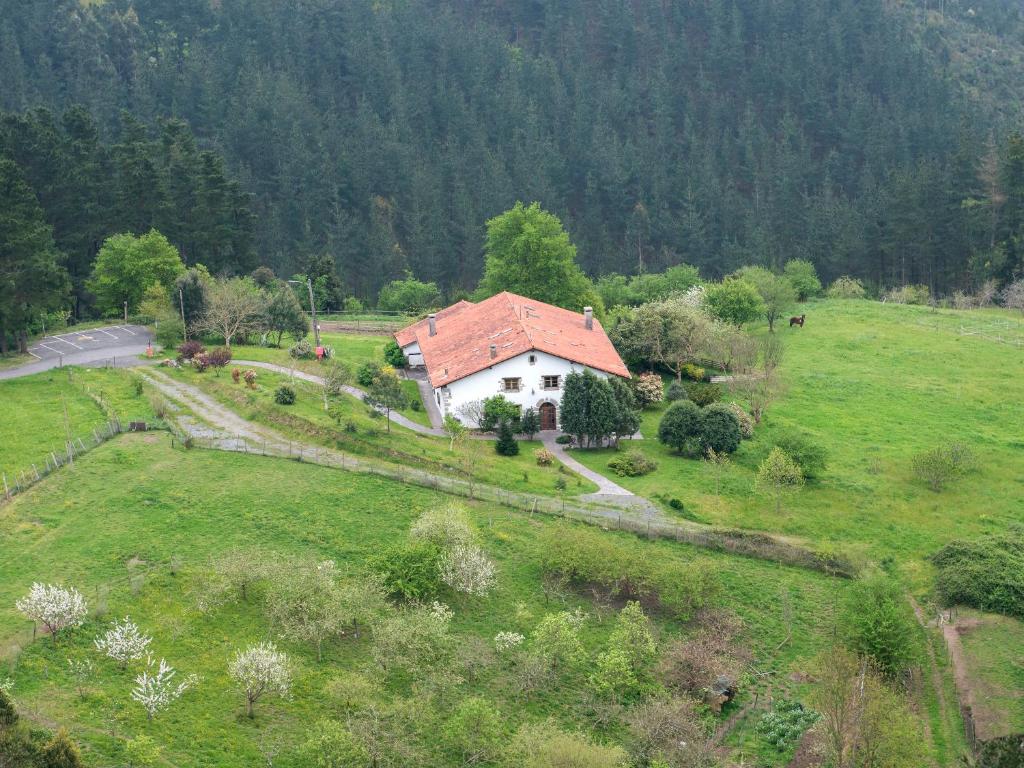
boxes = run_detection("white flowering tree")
[229,642,292,718]
[131,655,197,720]
[95,617,152,668]
[494,631,524,653]
[15,583,88,644]
[439,544,497,597]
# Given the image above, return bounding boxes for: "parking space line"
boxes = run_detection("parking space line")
[96,328,119,339]
[115,325,137,335]
[46,335,83,350]
[27,349,42,359]
[37,342,64,355]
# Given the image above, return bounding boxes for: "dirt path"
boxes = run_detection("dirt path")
[907,594,957,762]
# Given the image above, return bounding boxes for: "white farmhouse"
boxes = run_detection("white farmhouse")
[395,292,630,430]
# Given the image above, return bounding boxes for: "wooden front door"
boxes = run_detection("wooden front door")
[539,402,557,430]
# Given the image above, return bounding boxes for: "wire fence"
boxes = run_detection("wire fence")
[0,417,129,504]
[168,427,855,578]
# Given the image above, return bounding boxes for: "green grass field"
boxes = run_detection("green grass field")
[0,368,153,483]
[572,299,1024,583]
[0,436,852,767]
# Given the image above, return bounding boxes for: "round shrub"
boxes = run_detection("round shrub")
[206,346,232,369]
[727,402,754,439]
[495,421,519,456]
[370,541,443,601]
[665,380,688,402]
[827,276,866,299]
[555,434,573,445]
[607,450,658,477]
[535,448,554,466]
[192,352,210,372]
[684,381,722,407]
[289,339,313,359]
[176,340,205,361]
[699,403,741,455]
[773,430,828,479]
[680,363,706,381]
[657,400,701,454]
[274,385,296,405]
[356,361,382,388]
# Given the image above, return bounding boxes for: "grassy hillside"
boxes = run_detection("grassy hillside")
[574,299,1024,581]
[1,436,852,767]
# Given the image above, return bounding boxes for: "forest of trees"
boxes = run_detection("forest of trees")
[3,0,1024,313]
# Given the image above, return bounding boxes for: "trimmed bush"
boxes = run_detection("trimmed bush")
[231,368,241,384]
[698,403,741,455]
[665,380,688,402]
[192,352,210,372]
[274,385,296,405]
[657,400,702,454]
[727,402,754,439]
[607,450,658,477]
[680,363,705,381]
[683,381,721,406]
[932,531,1024,619]
[535,448,554,467]
[774,430,828,478]
[555,435,573,445]
[289,339,314,359]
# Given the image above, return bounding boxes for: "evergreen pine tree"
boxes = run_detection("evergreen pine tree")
[495,420,519,456]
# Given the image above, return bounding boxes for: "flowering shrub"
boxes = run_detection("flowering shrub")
[494,631,525,653]
[243,370,257,388]
[231,368,241,383]
[827,276,866,299]
[94,617,152,668]
[727,402,754,439]
[15,583,88,642]
[439,544,497,597]
[534,448,554,467]
[756,700,819,751]
[192,352,210,372]
[633,372,664,407]
[131,654,197,720]
[680,363,706,381]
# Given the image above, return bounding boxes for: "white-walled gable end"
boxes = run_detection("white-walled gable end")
[431,350,610,428]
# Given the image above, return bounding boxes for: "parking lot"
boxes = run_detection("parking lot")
[27,325,152,362]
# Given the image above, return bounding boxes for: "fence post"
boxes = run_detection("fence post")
[2,473,7,499]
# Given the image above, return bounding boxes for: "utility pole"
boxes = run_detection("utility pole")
[123,301,128,324]
[179,287,188,341]
[307,277,321,348]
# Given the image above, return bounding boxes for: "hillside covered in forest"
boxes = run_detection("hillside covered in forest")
[3,0,1024,306]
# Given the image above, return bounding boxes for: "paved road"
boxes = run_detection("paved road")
[0,325,155,381]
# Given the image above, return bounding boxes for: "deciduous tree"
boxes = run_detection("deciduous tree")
[88,230,184,316]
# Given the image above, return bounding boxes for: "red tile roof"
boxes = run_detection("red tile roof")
[395,292,630,388]
[394,300,475,347]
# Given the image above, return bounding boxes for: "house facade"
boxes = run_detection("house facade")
[394,292,630,429]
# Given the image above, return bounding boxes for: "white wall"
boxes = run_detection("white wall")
[433,350,613,429]
[400,340,423,367]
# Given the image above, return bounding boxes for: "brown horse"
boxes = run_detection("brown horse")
[789,314,806,327]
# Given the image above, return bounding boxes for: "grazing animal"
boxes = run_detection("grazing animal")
[789,314,806,328]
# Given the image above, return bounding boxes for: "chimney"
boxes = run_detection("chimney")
[427,313,437,337]
[489,343,497,359]
[584,306,593,330]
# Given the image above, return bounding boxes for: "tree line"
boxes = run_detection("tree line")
[4,0,1024,303]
